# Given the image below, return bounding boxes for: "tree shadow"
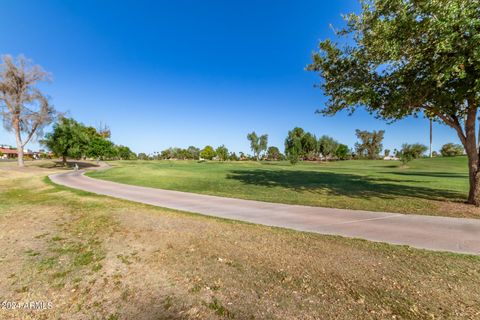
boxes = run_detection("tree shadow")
[226,169,465,202]
[51,160,100,169]
[388,171,468,178]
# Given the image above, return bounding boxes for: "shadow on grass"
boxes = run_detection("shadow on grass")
[388,171,468,178]
[226,169,465,202]
[55,161,100,169]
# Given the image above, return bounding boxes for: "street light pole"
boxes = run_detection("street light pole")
[429,118,433,158]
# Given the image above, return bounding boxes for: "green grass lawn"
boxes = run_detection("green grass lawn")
[88,156,479,218]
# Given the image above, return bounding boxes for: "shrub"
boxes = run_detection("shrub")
[200,145,216,160]
[266,146,282,161]
[215,145,229,161]
[440,143,464,157]
[335,144,350,160]
[399,143,427,165]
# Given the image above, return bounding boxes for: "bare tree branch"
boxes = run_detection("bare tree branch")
[0,55,56,166]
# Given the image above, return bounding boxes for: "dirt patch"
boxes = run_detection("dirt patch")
[0,166,479,319]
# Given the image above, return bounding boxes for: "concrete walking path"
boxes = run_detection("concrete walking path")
[49,170,480,255]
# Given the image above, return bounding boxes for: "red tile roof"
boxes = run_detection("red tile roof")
[0,148,18,154]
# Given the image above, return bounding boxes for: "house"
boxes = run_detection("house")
[0,146,19,159]
[383,155,399,161]
[0,146,39,159]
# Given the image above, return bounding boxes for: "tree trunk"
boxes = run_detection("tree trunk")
[62,155,67,166]
[17,146,24,167]
[13,119,25,167]
[463,102,480,205]
[467,157,480,205]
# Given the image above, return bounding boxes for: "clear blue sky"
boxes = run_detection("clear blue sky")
[0,0,460,154]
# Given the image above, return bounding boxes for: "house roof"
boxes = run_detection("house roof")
[0,148,36,155]
[0,148,18,154]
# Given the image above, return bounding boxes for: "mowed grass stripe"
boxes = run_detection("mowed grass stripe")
[88,157,477,218]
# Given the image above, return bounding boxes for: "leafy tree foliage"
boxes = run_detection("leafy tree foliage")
[335,144,350,160]
[229,152,239,161]
[354,130,385,159]
[87,136,116,160]
[43,117,133,164]
[215,145,229,161]
[116,145,136,160]
[399,143,428,165]
[187,146,200,160]
[42,117,89,165]
[318,135,339,159]
[409,144,428,159]
[440,143,464,157]
[138,152,149,160]
[284,127,304,164]
[301,132,318,160]
[285,127,349,162]
[247,131,268,160]
[200,145,216,160]
[266,146,283,161]
[307,0,480,204]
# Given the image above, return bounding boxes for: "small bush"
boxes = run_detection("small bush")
[399,143,427,165]
[440,143,464,157]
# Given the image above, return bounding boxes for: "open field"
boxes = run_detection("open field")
[88,157,480,218]
[0,161,479,319]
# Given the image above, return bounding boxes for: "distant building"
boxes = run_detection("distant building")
[383,155,399,161]
[0,145,49,160]
[0,146,19,159]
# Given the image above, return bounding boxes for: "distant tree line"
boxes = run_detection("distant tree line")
[284,127,350,164]
[42,121,463,165]
[42,117,136,165]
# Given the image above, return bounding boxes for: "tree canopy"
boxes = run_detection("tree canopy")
[354,129,385,159]
[440,143,464,157]
[215,145,229,161]
[42,117,134,164]
[200,145,216,160]
[318,135,339,159]
[284,127,305,164]
[399,143,428,164]
[247,131,268,160]
[42,117,89,165]
[266,146,283,161]
[307,0,480,204]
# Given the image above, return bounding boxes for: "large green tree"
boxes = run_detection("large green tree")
[42,117,89,165]
[308,0,480,204]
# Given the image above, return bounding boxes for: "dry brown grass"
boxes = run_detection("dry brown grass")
[0,163,479,319]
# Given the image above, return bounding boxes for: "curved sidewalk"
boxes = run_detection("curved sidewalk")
[49,170,480,255]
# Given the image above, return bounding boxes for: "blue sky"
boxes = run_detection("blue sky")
[0,0,460,154]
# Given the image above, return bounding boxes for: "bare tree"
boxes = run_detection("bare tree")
[0,55,56,166]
